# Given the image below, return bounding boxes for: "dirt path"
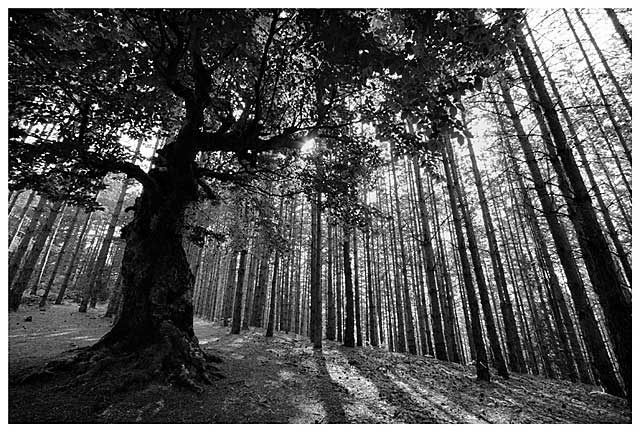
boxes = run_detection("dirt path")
[9,304,631,423]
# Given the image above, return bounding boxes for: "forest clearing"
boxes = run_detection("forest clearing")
[7,8,632,424]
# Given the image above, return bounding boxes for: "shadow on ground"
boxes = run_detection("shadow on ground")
[9,304,631,423]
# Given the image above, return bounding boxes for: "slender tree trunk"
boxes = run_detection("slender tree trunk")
[464,123,526,373]
[561,9,632,164]
[265,251,280,337]
[9,197,46,285]
[365,229,379,347]
[411,156,447,359]
[8,190,21,214]
[326,223,336,341]
[445,137,509,378]
[442,143,490,381]
[353,230,363,347]
[9,201,63,311]
[343,225,355,348]
[310,194,323,348]
[524,17,632,286]
[31,204,66,295]
[428,173,461,363]
[9,190,36,246]
[231,249,248,334]
[605,9,632,54]
[242,247,259,330]
[573,9,631,117]
[391,154,417,354]
[39,207,82,308]
[55,212,93,304]
[510,22,631,398]
[498,74,624,397]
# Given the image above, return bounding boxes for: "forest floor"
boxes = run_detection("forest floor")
[9,302,631,423]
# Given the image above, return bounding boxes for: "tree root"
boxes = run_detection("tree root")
[12,322,224,395]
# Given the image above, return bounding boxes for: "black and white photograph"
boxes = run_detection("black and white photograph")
[6,5,632,424]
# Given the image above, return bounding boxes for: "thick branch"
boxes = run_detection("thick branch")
[193,129,305,154]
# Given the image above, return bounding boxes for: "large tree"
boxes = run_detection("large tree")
[9,9,506,388]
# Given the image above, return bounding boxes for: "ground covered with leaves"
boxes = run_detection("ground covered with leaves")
[9,303,631,423]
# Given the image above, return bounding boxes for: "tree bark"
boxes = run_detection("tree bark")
[342,225,355,348]
[353,230,363,347]
[231,248,248,334]
[326,223,336,341]
[310,194,323,348]
[265,251,280,337]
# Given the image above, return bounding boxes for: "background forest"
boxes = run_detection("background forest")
[7,8,632,423]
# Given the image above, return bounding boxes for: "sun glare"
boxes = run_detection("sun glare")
[300,138,316,154]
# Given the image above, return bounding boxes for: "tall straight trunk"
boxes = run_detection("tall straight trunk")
[55,211,93,304]
[326,223,336,341]
[242,247,259,330]
[442,143,490,381]
[498,75,624,397]
[428,174,461,363]
[335,225,343,343]
[510,23,631,398]
[8,196,46,285]
[292,204,305,333]
[561,10,631,164]
[566,65,633,199]
[411,156,447,360]
[31,204,67,295]
[585,133,632,235]
[572,9,631,118]
[605,9,632,54]
[9,190,36,246]
[448,204,475,363]
[342,225,355,348]
[389,153,416,354]
[506,190,558,378]
[251,250,271,327]
[8,190,21,214]
[464,124,525,373]
[364,229,379,346]
[524,17,632,286]
[9,201,63,311]
[39,207,83,307]
[373,231,385,345]
[231,248,248,334]
[353,230,363,347]
[385,190,405,352]
[222,252,239,326]
[265,251,280,337]
[309,194,322,348]
[405,161,431,356]
[445,138,509,379]
[496,137,586,381]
